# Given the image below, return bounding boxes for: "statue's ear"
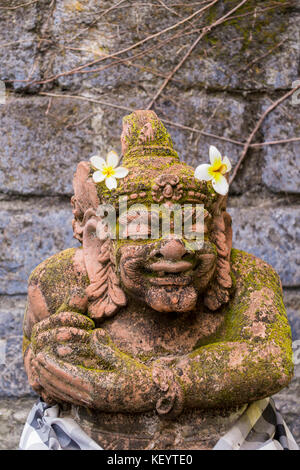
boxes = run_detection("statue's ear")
[71,161,99,242]
[83,218,127,320]
[204,204,233,311]
[223,210,233,255]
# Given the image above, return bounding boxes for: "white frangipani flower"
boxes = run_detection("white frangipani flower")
[194,145,232,196]
[90,150,128,190]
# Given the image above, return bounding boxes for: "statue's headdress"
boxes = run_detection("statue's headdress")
[95,110,220,213]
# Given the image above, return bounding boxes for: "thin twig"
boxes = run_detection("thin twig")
[68,0,129,43]
[147,0,248,109]
[229,82,300,184]
[156,0,182,17]
[237,39,285,73]
[0,0,39,9]
[251,137,300,147]
[65,112,96,130]
[162,119,244,146]
[45,98,53,115]
[39,92,134,112]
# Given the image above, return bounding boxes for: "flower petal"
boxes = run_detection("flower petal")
[212,174,229,195]
[107,150,119,168]
[90,156,106,170]
[222,156,232,173]
[114,167,129,179]
[92,171,106,183]
[209,145,222,165]
[194,164,213,181]
[105,176,117,190]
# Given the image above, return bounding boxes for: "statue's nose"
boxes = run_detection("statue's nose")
[159,239,186,261]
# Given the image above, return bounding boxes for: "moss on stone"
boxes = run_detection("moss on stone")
[29,248,89,316]
[192,249,293,355]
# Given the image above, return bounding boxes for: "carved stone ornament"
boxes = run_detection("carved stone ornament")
[152,174,183,202]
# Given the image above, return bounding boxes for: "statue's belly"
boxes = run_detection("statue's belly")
[100,306,225,359]
[70,405,246,450]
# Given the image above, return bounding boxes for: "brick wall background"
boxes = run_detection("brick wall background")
[0,0,299,449]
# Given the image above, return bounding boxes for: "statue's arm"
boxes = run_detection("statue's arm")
[22,271,164,412]
[22,256,94,402]
[171,258,294,409]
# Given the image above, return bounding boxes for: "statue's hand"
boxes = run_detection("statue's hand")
[30,319,184,414]
[33,331,160,411]
[31,311,96,366]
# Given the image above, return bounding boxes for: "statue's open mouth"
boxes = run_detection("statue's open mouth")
[145,260,193,286]
[148,274,192,286]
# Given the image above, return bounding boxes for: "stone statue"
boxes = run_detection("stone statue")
[22,110,294,450]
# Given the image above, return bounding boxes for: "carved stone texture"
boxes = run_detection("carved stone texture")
[22,110,294,450]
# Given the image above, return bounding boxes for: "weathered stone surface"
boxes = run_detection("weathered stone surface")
[0,296,35,397]
[0,198,78,295]
[261,98,300,194]
[0,397,36,449]
[283,289,300,342]
[0,295,26,338]
[0,334,34,398]
[229,206,300,287]
[0,97,94,196]
[0,0,41,90]
[0,296,34,398]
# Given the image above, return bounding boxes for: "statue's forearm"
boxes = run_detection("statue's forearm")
[175,341,293,409]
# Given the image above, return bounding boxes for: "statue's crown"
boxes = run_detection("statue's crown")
[96,110,224,213]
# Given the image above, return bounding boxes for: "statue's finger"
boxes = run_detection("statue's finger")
[36,352,94,397]
[32,327,90,353]
[38,378,86,407]
[32,311,94,338]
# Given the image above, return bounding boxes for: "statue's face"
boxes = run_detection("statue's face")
[113,206,217,313]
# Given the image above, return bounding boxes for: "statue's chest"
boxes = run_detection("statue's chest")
[100,305,225,360]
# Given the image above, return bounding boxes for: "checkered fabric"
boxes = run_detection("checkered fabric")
[19,397,299,451]
[213,398,299,450]
[19,399,102,450]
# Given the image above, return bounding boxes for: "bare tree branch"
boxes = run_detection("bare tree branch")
[146,0,249,109]
[229,82,300,184]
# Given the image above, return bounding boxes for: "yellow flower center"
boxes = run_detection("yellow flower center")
[102,166,115,178]
[208,158,228,180]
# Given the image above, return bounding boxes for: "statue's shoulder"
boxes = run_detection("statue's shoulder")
[220,248,289,343]
[30,245,87,281]
[230,248,282,295]
[24,248,89,337]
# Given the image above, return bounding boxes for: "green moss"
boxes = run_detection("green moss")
[29,248,89,315]
[199,0,291,84]
[192,249,293,377]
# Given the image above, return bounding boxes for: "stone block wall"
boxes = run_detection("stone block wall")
[0,0,299,448]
